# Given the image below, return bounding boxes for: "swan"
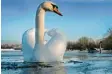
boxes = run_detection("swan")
[22,1,66,62]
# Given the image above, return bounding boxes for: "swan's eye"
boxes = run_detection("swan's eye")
[52,4,58,9]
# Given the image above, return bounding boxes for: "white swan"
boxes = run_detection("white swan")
[22,1,66,62]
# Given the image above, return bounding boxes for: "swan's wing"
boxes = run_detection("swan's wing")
[45,29,67,61]
[22,28,48,62]
[22,28,35,61]
[22,28,35,49]
[22,28,48,49]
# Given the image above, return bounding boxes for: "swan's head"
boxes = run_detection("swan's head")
[41,1,63,16]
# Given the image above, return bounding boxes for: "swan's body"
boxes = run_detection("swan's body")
[22,1,66,62]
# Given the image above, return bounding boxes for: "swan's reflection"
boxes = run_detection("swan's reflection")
[22,62,66,74]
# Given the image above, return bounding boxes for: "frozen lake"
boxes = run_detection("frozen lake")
[1,50,112,74]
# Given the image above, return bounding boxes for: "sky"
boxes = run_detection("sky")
[1,0,112,43]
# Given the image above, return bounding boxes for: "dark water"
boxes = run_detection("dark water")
[1,50,112,74]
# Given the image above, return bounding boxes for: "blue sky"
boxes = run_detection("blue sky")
[1,0,112,43]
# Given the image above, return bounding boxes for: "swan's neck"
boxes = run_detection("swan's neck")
[35,7,45,45]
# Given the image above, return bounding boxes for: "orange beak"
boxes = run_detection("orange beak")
[53,7,63,16]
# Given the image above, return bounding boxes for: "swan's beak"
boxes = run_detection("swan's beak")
[53,7,63,16]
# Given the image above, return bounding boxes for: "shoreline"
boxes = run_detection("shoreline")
[1,48,112,54]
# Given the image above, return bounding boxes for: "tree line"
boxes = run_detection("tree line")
[1,44,21,50]
[66,28,112,51]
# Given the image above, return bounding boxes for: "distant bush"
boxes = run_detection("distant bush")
[102,28,112,50]
[66,37,96,51]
